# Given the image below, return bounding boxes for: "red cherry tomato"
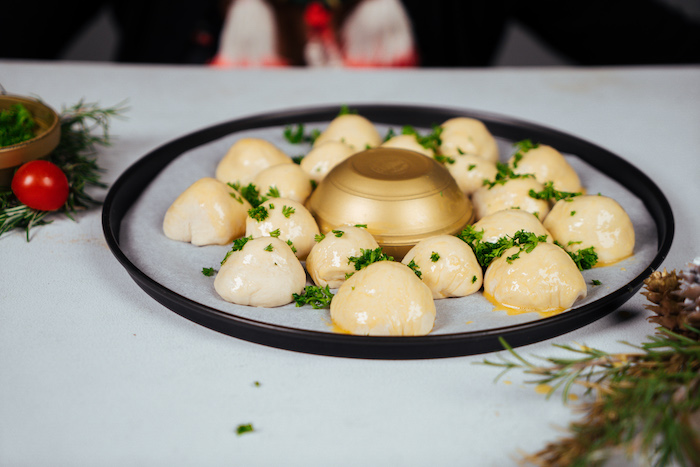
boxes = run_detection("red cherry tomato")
[11,160,70,211]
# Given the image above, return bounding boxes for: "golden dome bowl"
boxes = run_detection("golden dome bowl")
[305,147,473,259]
[0,95,61,187]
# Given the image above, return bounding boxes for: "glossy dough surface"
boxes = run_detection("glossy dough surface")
[306,226,379,289]
[163,177,251,246]
[445,153,498,195]
[473,209,552,243]
[300,141,355,182]
[330,261,436,336]
[252,163,312,204]
[472,178,550,221]
[484,242,587,313]
[313,114,382,151]
[401,235,483,299]
[439,117,499,163]
[245,198,320,260]
[543,195,635,265]
[215,137,292,185]
[509,144,582,193]
[214,237,306,307]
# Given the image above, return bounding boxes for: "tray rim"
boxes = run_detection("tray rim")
[102,103,674,359]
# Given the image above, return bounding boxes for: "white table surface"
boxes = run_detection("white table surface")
[1,61,699,466]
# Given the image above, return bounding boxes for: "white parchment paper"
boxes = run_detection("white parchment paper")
[120,122,658,335]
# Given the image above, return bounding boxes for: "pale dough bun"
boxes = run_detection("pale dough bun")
[330,261,436,336]
[445,153,498,195]
[163,177,251,246]
[401,235,482,299]
[543,195,635,265]
[245,198,320,260]
[472,209,553,244]
[215,137,292,185]
[508,144,582,193]
[484,242,587,313]
[438,117,499,163]
[471,178,550,221]
[300,141,355,182]
[252,163,313,204]
[313,114,382,151]
[214,237,305,307]
[380,134,433,157]
[306,226,379,289]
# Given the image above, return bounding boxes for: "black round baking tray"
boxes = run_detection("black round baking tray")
[102,104,673,359]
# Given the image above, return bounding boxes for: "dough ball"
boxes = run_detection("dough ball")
[313,114,382,151]
[401,235,482,299]
[543,195,635,265]
[471,177,550,221]
[215,137,292,185]
[245,198,320,260]
[253,163,313,204]
[214,237,305,307]
[300,141,355,182]
[163,177,252,246]
[381,134,433,157]
[472,209,553,244]
[330,261,436,336]
[484,242,587,313]
[306,226,379,288]
[438,117,499,163]
[445,153,498,195]
[508,144,582,193]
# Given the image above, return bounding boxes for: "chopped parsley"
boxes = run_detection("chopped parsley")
[383,127,396,142]
[401,124,443,153]
[264,244,274,252]
[571,210,577,216]
[0,103,36,147]
[332,229,344,237]
[236,424,254,435]
[434,154,456,165]
[314,233,325,243]
[282,205,295,218]
[347,247,394,276]
[266,186,281,198]
[228,182,267,207]
[467,164,477,171]
[201,267,215,277]
[528,181,582,202]
[430,252,440,262]
[482,162,534,189]
[269,228,281,238]
[338,104,357,116]
[591,279,602,286]
[472,275,478,284]
[292,154,304,164]
[567,246,598,270]
[229,192,244,204]
[456,226,548,268]
[286,239,297,253]
[292,285,335,309]
[284,124,320,144]
[221,236,253,265]
[406,259,422,278]
[511,139,539,168]
[248,205,269,222]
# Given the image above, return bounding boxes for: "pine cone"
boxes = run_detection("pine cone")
[642,261,700,339]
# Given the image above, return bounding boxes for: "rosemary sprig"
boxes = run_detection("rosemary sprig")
[0,98,127,240]
[481,266,700,467]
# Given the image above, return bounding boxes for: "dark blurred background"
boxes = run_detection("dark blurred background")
[2,0,699,67]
